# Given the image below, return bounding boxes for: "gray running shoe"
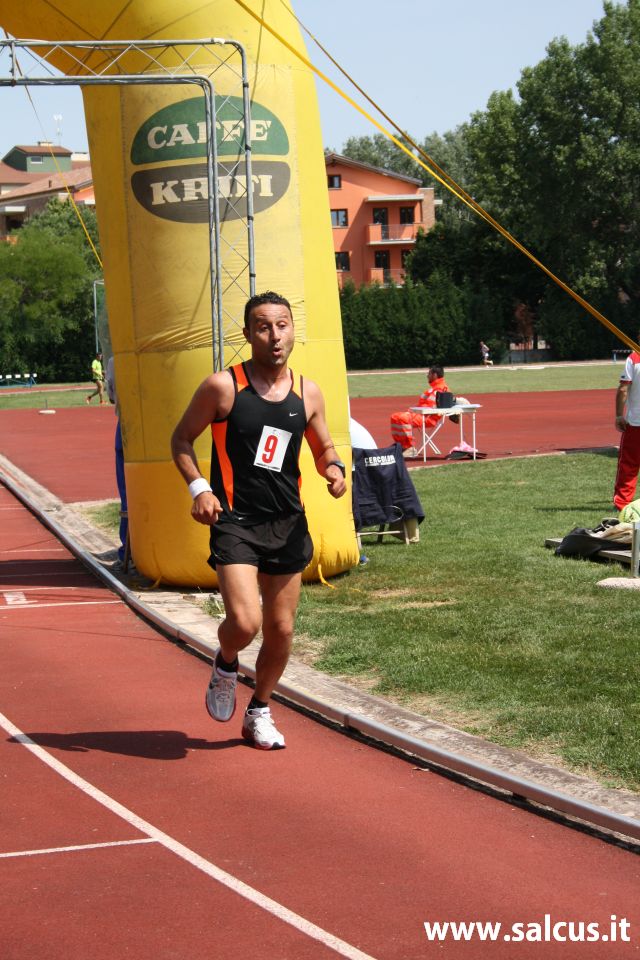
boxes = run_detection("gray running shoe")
[242,707,286,750]
[205,656,237,722]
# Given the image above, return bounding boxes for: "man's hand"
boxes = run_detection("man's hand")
[191,491,222,525]
[616,415,627,433]
[326,468,347,499]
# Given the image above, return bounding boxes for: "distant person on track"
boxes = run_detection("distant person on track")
[171,291,347,750]
[86,352,105,405]
[390,365,450,459]
[480,341,493,366]
[613,341,640,511]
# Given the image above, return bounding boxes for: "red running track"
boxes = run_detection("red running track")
[0,406,118,502]
[0,390,620,510]
[1,484,639,959]
[351,390,619,462]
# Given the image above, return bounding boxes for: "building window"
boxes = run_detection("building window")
[335,251,350,271]
[30,156,43,164]
[327,174,341,189]
[372,207,388,225]
[374,250,390,269]
[399,206,415,224]
[331,209,348,228]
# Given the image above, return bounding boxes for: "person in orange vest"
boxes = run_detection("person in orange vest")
[390,365,450,459]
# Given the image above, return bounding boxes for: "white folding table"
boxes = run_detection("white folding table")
[410,404,482,461]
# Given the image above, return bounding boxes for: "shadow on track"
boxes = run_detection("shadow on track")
[8,729,245,758]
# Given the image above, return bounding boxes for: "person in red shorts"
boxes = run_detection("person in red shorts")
[390,365,450,459]
[614,342,640,511]
[171,292,346,750]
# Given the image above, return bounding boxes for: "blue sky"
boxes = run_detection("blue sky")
[0,0,612,158]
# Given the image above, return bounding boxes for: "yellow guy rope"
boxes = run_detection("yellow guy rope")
[7,34,103,269]
[235,0,640,354]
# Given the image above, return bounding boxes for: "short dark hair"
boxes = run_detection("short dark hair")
[244,291,292,327]
[429,365,444,378]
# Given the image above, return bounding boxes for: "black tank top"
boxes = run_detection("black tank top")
[209,362,307,524]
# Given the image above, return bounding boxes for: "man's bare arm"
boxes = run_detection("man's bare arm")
[616,381,630,432]
[171,372,233,524]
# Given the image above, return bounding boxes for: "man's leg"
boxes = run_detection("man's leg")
[254,571,302,701]
[238,571,301,750]
[205,564,262,722]
[614,425,640,510]
[216,563,263,660]
[390,410,415,450]
[115,420,128,562]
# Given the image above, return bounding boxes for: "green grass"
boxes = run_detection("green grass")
[348,363,622,398]
[82,500,121,532]
[294,452,640,791]
[0,387,91,409]
[0,363,622,410]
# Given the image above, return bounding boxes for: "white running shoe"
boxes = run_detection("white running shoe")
[242,707,286,750]
[205,656,237,722]
[402,446,418,459]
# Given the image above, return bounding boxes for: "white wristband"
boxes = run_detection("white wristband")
[188,477,212,499]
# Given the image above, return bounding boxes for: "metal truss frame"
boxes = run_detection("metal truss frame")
[0,37,258,371]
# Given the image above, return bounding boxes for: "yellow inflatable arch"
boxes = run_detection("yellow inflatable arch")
[1,1,359,584]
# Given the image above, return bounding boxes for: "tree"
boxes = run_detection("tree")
[0,199,102,380]
[410,1,640,359]
[421,125,473,223]
[341,132,426,183]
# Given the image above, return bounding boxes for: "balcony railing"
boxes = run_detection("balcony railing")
[366,222,423,244]
[367,267,407,286]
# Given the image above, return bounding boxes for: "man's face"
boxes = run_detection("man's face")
[428,370,438,383]
[244,303,295,369]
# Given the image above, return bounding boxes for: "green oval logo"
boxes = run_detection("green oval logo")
[131,96,291,221]
[131,95,289,164]
[131,161,291,223]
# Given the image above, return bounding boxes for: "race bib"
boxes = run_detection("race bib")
[253,425,292,472]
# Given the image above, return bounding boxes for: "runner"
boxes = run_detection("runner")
[171,291,347,750]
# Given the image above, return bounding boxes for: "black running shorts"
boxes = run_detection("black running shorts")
[208,512,314,575]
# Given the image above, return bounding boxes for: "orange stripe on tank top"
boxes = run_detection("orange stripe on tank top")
[211,421,234,512]
[234,362,249,391]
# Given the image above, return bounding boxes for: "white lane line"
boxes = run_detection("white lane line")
[0,587,90,593]
[0,600,120,610]
[3,592,28,605]
[0,838,157,859]
[1,711,378,960]
[0,573,90,580]
[1,548,67,554]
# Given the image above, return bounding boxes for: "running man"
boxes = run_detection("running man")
[171,291,347,750]
[480,341,493,366]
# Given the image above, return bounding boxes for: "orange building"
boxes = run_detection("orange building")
[325,152,436,288]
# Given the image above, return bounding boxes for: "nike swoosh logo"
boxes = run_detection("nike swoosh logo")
[289,412,298,417]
